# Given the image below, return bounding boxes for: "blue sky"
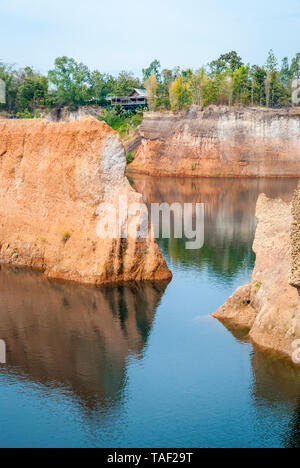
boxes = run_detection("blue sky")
[0,0,299,76]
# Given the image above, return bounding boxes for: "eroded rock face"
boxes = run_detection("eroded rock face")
[0,117,171,284]
[129,106,300,178]
[41,105,105,122]
[213,192,300,362]
[290,184,300,290]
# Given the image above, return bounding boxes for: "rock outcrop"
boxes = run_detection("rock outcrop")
[0,117,171,285]
[213,189,300,362]
[128,106,300,178]
[41,105,105,122]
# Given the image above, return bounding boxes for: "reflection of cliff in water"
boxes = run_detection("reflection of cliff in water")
[250,347,300,448]
[0,266,169,411]
[285,399,300,448]
[131,176,297,280]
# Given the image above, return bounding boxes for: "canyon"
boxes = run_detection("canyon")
[0,117,171,285]
[128,106,300,178]
[213,185,300,363]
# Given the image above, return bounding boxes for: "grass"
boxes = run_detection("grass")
[126,152,134,164]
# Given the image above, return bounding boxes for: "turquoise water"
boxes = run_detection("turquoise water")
[0,177,300,448]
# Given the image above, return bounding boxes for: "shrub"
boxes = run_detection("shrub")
[16,109,34,119]
[126,152,134,164]
[98,110,143,137]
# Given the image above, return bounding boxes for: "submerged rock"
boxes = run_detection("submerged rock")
[128,106,300,178]
[0,116,171,285]
[213,189,300,363]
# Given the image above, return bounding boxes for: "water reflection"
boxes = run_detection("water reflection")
[0,266,169,410]
[131,174,300,447]
[250,347,300,448]
[0,175,299,447]
[131,176,297,281]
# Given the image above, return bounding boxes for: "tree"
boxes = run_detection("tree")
[142,60,161,83]
[111,71,141,96]
[0,62,20,111]
[209,51,243,76]
[279,57,290,85]
[250,65,267,106]
[222,75,234,106]
[156,69,173,109]
[17,67,48,112]
[190,68,209,106]
[233,65,251,104]
[144,72,158,111]
[169,74,191,111]
[265,51,284,107]
[265,71,272,107]
[265,49,278,73]
[48,56,91,106]
[290,53,300,78]
[89,70,108,103]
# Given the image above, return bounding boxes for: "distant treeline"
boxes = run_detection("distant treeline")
[0,50,299,116]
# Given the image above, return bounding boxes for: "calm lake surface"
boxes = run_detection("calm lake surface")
[0,176,300,448]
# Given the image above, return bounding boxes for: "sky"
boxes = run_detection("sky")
[0,0,299,76]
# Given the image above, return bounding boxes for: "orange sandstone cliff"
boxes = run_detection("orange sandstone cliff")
[0,117,171,285]
[128,106,300,178]
[213,187,300,362]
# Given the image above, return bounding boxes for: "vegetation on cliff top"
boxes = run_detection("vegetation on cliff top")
[98,107,143,137]
[0,50,299,117]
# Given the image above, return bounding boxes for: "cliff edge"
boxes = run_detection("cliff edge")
[0,117,171,285]
[128,106,300,178]
[213,188,300,362]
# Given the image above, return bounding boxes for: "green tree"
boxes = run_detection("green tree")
[265,71,272,107]
[264,50,286,107]
[142,60,161,83]
[250,65,267,106]
[89,70,109,103]
[265,49,278,73]
[48,56,90,106]
[111,71,141,96]
[17,67,48,112]
[279,57,290,85]
[209,51,243,76]
[290,53,300,77]
[233,65,251,104]
[0,62,19,112]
